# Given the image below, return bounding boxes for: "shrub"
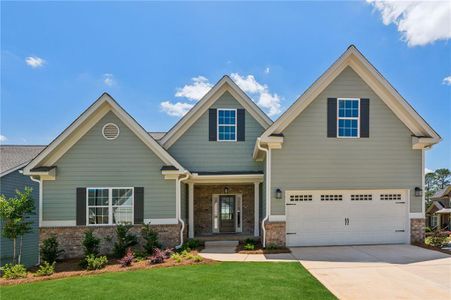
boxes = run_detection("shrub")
[149,248,165,264]
[133,250,148,261]
[119,248,134,267]
[180,249,194,260]
[244,238,257,245]
[425,226,432,233]
[82,230,100,256]
[40,235,64,263]
[35,261,55,277]
[265,243,279,250]
[113,225,138,258]
[141,224,161,255]
[163,248,174,259]
[193,255,203,262]
[183,239,201,250]
[171,252,182,263]
[86,254,108,270]
[425,231,449,248]
[1,263,27,279]
[244,243,255,250]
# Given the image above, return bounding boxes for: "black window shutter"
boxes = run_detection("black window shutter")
[76,188,86,226]
[237,109,245,141]
[327,98,337,137]
[208,108,217,141]
[134,187,144,224]
[360,98,370,138]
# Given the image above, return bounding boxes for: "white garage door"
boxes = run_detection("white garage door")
[286,190,409,247]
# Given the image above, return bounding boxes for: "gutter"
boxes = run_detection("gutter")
[28,174,42,266]
[176,172,190,248]
[256,138,270,247]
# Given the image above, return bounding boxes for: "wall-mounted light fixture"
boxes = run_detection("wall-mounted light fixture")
[275,188,282,200]
[415,187,423,197]
[224,186,229,194]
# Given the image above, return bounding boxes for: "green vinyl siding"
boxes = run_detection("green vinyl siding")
[42,112,175,222]
[0,170,39,267]
[271,67,422,215]
[168,91,265,172]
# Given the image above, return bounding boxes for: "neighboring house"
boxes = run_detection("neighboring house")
[426,186,451,230]
[0,145,45,267]
[22,45,440,258]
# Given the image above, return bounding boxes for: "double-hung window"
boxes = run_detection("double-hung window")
[87,187,133,225]
[217,109,237,141]
[337,98,360,138]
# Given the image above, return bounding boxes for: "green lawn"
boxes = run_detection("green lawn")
[1,262,335,300]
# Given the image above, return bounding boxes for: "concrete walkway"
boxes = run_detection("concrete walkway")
[199,241,296,262]
[291,244,451,300]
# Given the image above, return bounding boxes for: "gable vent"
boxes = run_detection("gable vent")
[102,123,120,140]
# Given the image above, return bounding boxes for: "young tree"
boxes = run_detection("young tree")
[425,172,437,203]
[0,187,35,264]
[434,168,451,189]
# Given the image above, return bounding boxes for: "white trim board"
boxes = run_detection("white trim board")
[143,218,178,225]
[259,45,440,147]
[160,76,273,149]
[23,93,186,175]
[41,220,77,227]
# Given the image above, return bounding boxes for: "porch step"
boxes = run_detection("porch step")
[204,240,239,247]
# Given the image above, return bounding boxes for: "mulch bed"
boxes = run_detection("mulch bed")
[413,243,451,255]
[0,252,215,286]
[236,243,291,254]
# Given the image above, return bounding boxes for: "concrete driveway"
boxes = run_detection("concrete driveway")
[291,245,450,300]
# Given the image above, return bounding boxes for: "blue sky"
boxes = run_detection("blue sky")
[1,1,450,170]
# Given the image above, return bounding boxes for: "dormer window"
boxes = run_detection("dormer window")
[217,109,237,141]
[337,98,360,138]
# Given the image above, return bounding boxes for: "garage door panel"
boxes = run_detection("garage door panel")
[286,190,409,247]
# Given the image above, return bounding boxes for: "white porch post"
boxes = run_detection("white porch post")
[188,182,194,238]
[254,182,260,237]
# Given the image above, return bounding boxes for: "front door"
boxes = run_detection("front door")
[219,195,235,233]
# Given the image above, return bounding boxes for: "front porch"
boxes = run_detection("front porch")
[184,172,263,240]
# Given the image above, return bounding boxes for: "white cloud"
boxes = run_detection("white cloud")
[25,56,45,68]
[160,101,194,117]
[264,67,270,74]
[103,73,115,86]
[367,1,451,46]
[230,73,281,116]
[161,73,281,117]
[425,168,434,174]
[175,76,213,101]
[442,76,451,86]
[0,135,7,142]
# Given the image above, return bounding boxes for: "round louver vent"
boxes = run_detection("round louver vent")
[102,123,120,140]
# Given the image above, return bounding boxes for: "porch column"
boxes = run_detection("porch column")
[437,214,441,229]
[188,182,194,238]
[254,182,260,237]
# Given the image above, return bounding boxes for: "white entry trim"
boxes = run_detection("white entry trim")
[212,194,243,233]
[269,215,286,222]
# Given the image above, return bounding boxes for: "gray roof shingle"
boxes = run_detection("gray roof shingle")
[0,145,46,175]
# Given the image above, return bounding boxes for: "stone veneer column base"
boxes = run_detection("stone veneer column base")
[40,224,181,259]
[410,218,425,244]
[265,222,286,247]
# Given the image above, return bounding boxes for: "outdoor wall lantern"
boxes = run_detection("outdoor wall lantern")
[415,187,423,197]
[224,186,229,194]
[275,188,282,200]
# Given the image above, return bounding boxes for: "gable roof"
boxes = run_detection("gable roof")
[23,93,186,175]
[160,75,273,149]
[259,45,441,146]
[431,186,451,200]
[0,145,46,177]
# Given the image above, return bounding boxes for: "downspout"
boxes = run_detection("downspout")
[29,174,42,266]
[176,172,190,248]
[256,138,270,247]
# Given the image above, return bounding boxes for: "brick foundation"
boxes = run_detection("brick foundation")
[410,218,425,244]
[40,224,181,259]
[194,184,255,236]
[265,222,286,247]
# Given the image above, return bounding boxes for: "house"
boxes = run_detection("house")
[22,45,440,258]
[0,145,45,267]
[426,186,451,230]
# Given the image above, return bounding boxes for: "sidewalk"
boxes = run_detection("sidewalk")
[199,241,296,262]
